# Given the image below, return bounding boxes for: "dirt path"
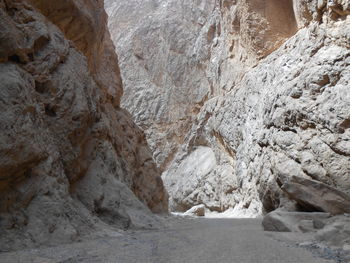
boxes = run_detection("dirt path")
[0,218,334,263]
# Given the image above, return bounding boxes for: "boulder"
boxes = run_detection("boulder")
[263,211,350,251]
[281,176,350,215]
[262,210,331,232]
[184,205,206,217]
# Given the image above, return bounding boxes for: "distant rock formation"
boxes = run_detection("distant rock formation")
[106,0,350,216]
[0,0,167,252]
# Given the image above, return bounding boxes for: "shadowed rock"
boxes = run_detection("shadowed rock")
[0,0,167,252]
[315,215,350,247]
[262,209,331,232]
[281,176,350,215]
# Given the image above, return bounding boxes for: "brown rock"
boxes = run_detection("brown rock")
[29,0,123,106]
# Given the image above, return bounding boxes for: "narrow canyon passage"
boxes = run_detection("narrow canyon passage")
[0,0,349,262]
[0,218,336,263]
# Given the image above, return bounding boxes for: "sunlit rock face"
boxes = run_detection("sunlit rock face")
[0,0,167,252]
[105,0,217,170]
[106,0,350,216]
[105,0,300,171]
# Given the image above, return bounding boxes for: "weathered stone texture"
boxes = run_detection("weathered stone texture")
[0,0,167,252]
[106,0,349,216]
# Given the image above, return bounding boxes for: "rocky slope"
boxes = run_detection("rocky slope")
[0,0,167,252]
[106,0,350,217]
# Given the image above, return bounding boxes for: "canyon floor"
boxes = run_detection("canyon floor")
[1,216,347,263]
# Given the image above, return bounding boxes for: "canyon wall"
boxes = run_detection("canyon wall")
[0,0,167,252]
[105,0,217,170]
[106,0,350,216]
[105,0,302,170]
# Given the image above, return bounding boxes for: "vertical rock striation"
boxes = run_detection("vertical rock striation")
[106,0,350,216]
[0,0,167,252]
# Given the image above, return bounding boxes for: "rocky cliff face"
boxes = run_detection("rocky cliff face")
[105,0,302,170]
[105,0,218,170]
[0,0,167,252]
[106,0,350,216]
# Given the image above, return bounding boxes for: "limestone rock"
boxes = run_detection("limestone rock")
[0,0,167,252]
[163,146,220,212]
[280,176,350,215]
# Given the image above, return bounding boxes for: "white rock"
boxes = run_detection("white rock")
[184,205,206,217]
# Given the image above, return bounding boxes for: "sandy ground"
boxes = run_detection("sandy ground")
[0,217,344,263]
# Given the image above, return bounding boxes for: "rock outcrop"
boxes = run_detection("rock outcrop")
[0,0,167,252]
[106,0,350,216]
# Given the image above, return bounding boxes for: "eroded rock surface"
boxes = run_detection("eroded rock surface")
[105,0,217,170]
[105,0,303,170]
[106,0,350,216]
[0,0,167,252]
